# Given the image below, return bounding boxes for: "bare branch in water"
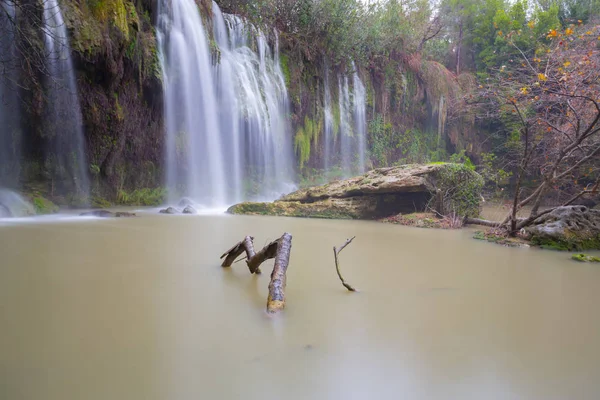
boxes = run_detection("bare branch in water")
[333,236,357,292]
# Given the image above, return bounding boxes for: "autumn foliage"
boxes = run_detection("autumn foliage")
[479,21,600,231]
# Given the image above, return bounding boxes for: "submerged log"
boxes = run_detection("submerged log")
[333,236,357,292]
[221,233,294,313]
[220,236,254,268]
[267,233,293,313]
[246,238,278,274]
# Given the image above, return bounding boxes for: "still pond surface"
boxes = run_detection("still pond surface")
[1,212,599,399]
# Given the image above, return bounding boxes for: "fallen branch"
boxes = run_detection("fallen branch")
[247,238,279,274]
[464,218,503,227]
[220,236,254,268]
[267,233,293,313]
[333,236,357,292]
[221,233,293,313]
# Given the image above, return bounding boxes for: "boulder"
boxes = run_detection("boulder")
[159,207,179,214]
[182,205,197,214]
[525,206,600,250]
[80,210,114,218]
[80,210,137,218]
[228,163,484,220]
[115,212,137,218]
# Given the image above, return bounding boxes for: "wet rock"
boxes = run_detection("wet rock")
[228,163,484,220]
[80,210,115,218]
[571,253,600,263]
[525,206,600,251]
[115,212,137,218]
[81,210,137,218]
[159,207,179,214]
[182,205,197,214]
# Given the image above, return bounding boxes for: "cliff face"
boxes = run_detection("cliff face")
[61,0,163,196]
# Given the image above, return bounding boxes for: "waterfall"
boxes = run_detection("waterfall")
[323,62,334,173]
[43,0,89,200]
[338,75,352,174]
[213,2,294,201]
[157,0,294,207]
[353,67,367,174]
[0,1,21,188]
[336,65,367,177]
[0,189,35,218]
[157,0,225,206]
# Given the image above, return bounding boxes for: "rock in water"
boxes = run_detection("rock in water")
[80,210,114,218]
[228,164,484,220]
[80,210,137,218]
[525,206,600,251]
[115,212,136,218]
[159,207,179,214]
[182,205,197,214]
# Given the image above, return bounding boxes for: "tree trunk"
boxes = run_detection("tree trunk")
[267,233,292,314]
[456,21,463,75]
[464,218,502,227]
[220,236,254,268]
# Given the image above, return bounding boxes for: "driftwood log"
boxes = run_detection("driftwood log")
[333,236,357,292]
[267,233,292,313]
[220,233,293,313]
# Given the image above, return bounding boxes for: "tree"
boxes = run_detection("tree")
[474,21,600,233]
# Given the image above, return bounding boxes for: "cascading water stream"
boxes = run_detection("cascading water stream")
[0,1,21,188]
[336,65,367,178]
[157,0,226,206]
[43,0,89,199]
[353,67,367,174]
[158,0,294,206]
[338,74,352,174]
[323,62,334,173]
[213,2,294,201]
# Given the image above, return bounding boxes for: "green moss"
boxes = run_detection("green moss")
[279,53,291,87]
[33,197,59,215]
[571,253,600,262]
[532,235,600,252]
[433,163,484,218]
[227,201,357,219]
[116,188,167,206]
[294,116,323,169]
[91,196,112,208]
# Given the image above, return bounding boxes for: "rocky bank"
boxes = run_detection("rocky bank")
[228,163,484,220]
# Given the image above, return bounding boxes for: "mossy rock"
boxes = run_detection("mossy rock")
[525,206,600,251]
[92,197,112,208]
[227,201,359,219]
[230,164,483,220]
[32,197,59,215]
[571,253,600,263]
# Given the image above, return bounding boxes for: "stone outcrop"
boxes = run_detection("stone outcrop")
[80,210,137,218]
[228,163,484,220]
[525,206,600,250]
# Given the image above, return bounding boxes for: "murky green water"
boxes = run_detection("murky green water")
[1,212,599,399]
